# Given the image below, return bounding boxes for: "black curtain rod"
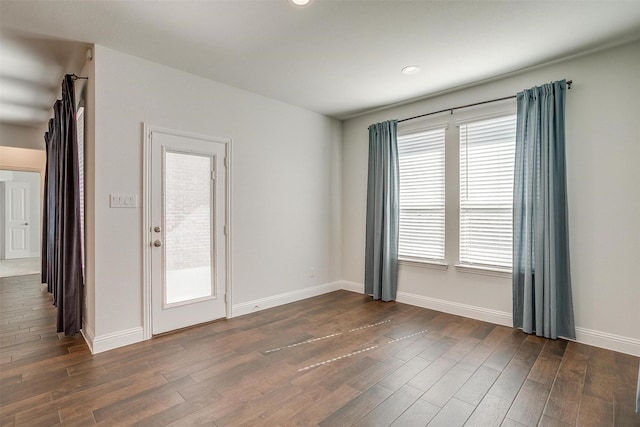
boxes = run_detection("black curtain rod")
[69,74,88,81]
[398,80,572,123]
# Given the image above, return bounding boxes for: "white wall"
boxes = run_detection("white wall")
[342,40,640,355]
[87,46,342,349]
[0,123,46,150]
[0,170,41,258]
[0,146,46,171]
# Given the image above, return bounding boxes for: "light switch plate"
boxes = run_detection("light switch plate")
[110,193,137,208]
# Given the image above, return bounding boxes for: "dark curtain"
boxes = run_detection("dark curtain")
[364,120,399,302]
[43,108,60,297]
[41,75,84,336]
[41,121,52,284]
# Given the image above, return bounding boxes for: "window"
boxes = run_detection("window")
[398,127,446,262]
[459,115,516,270]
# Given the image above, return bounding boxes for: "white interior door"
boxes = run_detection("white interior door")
[4,181,31,259]
[150,130,227,335]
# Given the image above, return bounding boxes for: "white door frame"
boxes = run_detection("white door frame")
[142,124,233,340]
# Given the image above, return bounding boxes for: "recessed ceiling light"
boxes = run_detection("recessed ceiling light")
[289,0,311,6]
[401,65,421,75]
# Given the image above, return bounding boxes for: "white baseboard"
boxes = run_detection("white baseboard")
[340,280,364,294]
[337,281,511,326]
[573,327,640,357]
[339,283,640,357]
[78,281,640,357]
[232,281,343,317]
[85,326,145,354]
[82,282,343,354]
[395,290,513,327]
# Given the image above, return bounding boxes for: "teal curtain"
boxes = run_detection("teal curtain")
[365,120,399,302]
[513,80,575,339]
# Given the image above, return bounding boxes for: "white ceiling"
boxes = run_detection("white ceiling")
[0,32,88,127]
[1,0,640,128]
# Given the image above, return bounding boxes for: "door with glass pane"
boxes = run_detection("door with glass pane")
[150,130,227,335]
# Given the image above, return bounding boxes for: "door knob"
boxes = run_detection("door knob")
[153,240,162,247]
[153,226,161,233]
[24,222,29,226]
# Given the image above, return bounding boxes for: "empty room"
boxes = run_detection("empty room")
[0,1,639,426]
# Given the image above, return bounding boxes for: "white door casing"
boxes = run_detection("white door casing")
[4,181,31,259]
[143,126,232,337]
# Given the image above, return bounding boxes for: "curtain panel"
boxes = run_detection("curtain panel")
[364,120,399,302]
[512,80,575,340]
[42,75,84,336]
[42,118,54,286]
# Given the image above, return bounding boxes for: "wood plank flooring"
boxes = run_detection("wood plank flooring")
[1,274,639,426]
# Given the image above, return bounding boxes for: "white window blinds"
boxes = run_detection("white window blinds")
[76,107,85,275]
[459,115,516,269]
[398,127,446,262]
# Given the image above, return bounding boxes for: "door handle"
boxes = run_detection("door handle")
[24,223,28,226]
[153,240,162,247]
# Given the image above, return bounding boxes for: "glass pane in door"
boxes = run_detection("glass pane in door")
[164,151,214,305]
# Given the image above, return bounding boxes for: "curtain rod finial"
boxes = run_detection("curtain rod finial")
[69,74,89,81]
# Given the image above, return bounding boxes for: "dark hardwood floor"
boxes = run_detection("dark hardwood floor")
[1,274,638,426]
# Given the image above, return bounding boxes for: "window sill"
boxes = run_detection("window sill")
[399,259,449,271]
[455,264,511,278]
